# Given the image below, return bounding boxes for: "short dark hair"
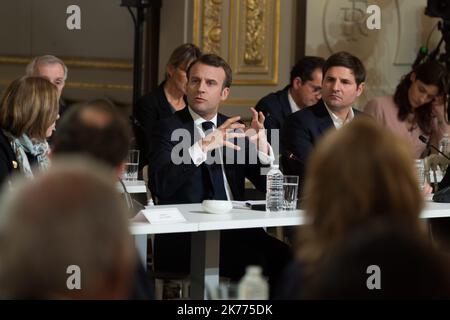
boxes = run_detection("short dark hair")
[167,43,202,69]
[187,54,233,89]
[290,56,325,85]
[323,51,366,86]
[51,99,131,168]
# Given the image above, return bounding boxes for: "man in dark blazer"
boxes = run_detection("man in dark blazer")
[255,56,325,148]
[149,54,291,288]
[282,52,367,192]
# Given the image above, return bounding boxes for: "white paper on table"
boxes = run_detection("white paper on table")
[132,208,186,224]
[232,200,266,209]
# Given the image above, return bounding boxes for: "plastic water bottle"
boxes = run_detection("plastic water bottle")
[439,133,450,155]
[238,266,269,300]
[266,164,284,212]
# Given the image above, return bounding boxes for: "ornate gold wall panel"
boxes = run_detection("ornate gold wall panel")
[0,55,133,70]
[193,0,280,85]
[193,0,224,55]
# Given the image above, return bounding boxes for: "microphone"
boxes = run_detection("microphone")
[284,150,301,162]
[129,115,145,132]
[419,135,450,161]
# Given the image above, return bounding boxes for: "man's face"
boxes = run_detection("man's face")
[34,63,66,99]
[291,68,323,108]
[321,66,364,112]
[186,62,229,119]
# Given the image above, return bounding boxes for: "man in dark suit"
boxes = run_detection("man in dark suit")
[255,56,325,144]
[149,54,291,288]
[282,51,366,192]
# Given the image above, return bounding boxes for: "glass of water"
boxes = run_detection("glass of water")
[414,159,426,191]
[283,175,299,210]
[123,149,139,181]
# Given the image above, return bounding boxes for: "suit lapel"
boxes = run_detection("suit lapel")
[315,100,335,134]
[281,86,292,118]
[177,107,199,145]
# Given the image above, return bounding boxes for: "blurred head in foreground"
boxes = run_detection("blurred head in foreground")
[299,117,425,270]
[0,157,135,299]
[51,98,131,179]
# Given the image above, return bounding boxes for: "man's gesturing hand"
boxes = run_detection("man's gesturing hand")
[245,107,269,155]
[200,116,246,152]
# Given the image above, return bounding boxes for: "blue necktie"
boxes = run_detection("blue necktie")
[201,121,228,200]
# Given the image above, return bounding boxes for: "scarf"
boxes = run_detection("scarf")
[2,130,50,179]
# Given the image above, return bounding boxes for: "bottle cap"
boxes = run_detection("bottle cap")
[246,265,262,275]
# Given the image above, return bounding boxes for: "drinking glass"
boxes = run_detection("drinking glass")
[283,175,299,210]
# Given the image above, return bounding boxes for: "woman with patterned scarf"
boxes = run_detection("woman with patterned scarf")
[0,76,59,188]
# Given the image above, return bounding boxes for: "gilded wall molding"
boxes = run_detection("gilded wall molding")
[229,0,279,85]
[193,0,279,86]
[224,98,258,106]
[0,79,132,91]
[0,55,133,70]
[244,0,265,65]
[65,82,132,90]
[203,0,223,55]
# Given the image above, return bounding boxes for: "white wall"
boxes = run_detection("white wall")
[305,0,442,108]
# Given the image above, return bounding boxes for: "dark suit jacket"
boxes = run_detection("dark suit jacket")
[0,131,20,187]
[149,107,267,204]
[134,81,186,169]
[255,85,292,131]
[281,100,364,190]
[148,108,292,282]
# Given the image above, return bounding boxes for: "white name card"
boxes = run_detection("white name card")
[141,208,186,224]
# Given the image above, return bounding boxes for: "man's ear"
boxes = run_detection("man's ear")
[292,77,303,90]
[220,87,230,101]
[356,82,365,97]
[410,72,416,83]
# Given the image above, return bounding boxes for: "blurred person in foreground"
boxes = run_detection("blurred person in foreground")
[0,158,135,299]
[51,98,153,299]
[305,222,450,299]
[276,118,434,299]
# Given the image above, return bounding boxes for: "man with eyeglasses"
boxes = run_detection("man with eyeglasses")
[255,56,325,134]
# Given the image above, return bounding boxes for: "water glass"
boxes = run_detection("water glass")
[122,149,139,181]
[283,175,299,210]
[209,283,239,300]
[414,159,426,191]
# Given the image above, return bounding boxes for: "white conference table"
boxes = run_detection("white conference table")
[130,200,450,300]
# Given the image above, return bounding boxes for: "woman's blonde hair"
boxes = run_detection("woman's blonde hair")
[299,117,424,269]
[0,76,59,140]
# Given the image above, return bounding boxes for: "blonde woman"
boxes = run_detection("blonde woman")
[0,76,59,186]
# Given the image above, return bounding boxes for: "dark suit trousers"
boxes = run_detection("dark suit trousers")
[153,228,292,296]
